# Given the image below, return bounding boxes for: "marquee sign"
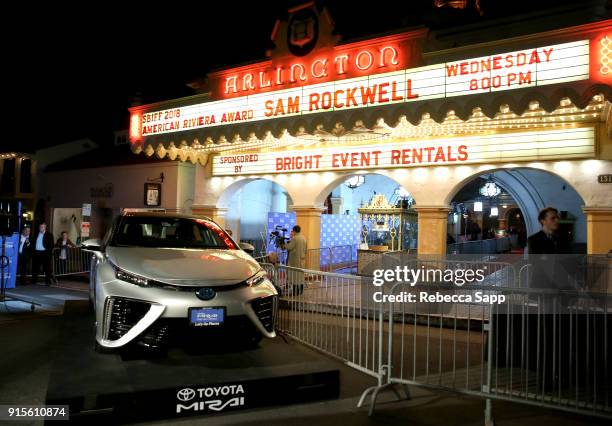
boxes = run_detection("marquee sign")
[211,127,595,176]
[221,45,404,96]
[130,40,591,142]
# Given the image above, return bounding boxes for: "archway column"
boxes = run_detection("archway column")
[289,205,325,268]
[192,204,228,229]
[414,205,452,255]
[582,206,612,254]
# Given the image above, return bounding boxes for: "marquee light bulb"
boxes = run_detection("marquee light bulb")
[600,35,611,75]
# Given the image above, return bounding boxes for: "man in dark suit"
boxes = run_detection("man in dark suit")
[17,226,32,286]
[524,207,575,390]
[527,207,571,254]
[527,206,573,291]
[31,222,54,285]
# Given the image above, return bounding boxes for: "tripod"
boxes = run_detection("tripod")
[0,235,40,312]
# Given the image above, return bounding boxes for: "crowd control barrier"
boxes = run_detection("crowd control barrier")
[265,255,611,422]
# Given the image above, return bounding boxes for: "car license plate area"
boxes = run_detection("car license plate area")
[189,307,225,327]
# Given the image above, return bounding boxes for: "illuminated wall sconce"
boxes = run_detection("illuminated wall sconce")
[490,207,499,216]
[474,201,483,212]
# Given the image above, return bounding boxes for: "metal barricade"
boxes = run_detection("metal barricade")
[304,247,332,271]
[305,245,358,272]
[275,265,386,380]
[52,247,91,277]
[266,245,358,272]
[328,244,358,272]
[259,262,277,286]
[269,255,611,421]
[360,257,611,421]
[447,237,512,255]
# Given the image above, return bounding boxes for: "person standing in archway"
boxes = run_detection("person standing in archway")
[527,206,573,290]
[527,207,571,255]
[525,206,576,392]
[282,225,307,295]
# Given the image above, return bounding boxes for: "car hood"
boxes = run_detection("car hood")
[106,246,261,287]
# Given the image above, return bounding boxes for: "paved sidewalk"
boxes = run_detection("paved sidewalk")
[0,278,607,425]
[0,280,88,322]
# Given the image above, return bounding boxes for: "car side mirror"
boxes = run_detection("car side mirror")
[82,238,103,252]
[239,242,255,255]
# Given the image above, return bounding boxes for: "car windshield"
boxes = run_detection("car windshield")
[111,216,237,249]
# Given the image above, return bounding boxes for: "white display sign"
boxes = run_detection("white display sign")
[211,127,595,176]
[132,40,590,139]
[81,222,90,238]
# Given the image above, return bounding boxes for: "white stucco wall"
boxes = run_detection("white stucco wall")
[43,161,195,239]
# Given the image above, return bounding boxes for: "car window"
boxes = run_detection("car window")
[111,217,237,249]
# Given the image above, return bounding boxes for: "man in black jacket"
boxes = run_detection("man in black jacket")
[524,207,575,391]
[527,206,574,291]
[17,226,32,286]
[31,222,54,285]
[527,206,571,254]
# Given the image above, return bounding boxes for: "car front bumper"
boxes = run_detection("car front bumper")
[95,277,278,348]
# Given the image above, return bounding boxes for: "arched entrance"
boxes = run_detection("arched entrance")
[447,168,586,254]
[217,178,293,256]
[317,172,417,273]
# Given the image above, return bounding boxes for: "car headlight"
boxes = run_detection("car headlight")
[246,270,267,287]
[108,260,151,287]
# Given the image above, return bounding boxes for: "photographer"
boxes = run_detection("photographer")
[281,225,307,295]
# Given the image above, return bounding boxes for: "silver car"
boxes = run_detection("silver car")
[82,212,277,352]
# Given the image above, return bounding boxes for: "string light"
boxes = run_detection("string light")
[600,35,611,75]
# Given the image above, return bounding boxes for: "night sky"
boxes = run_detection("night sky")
[6,0,600,153]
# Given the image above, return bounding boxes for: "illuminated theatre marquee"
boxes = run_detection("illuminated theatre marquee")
[223,45,403,95]
[130,40,590,140]
[211,127,595,176]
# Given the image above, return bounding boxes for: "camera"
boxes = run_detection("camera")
[269,226,289,248]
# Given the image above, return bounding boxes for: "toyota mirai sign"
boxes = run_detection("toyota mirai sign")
[81,211,278,352]
[177,388,196,402]
[176,385,246,414]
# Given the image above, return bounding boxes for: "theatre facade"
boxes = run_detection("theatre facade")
[128,4,612,255]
